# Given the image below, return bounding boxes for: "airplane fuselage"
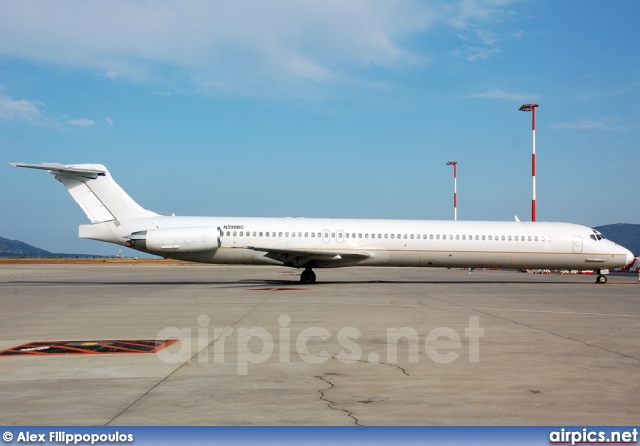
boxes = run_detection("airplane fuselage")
[80,215,631,271]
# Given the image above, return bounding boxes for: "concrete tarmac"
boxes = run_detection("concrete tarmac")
[0,264,638,426]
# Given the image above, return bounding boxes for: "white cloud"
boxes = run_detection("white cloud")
[0,94,44,121]
[103,71,119,79]
[68,119,95,127]
[444,0,519,62]
[449,45,501,61]
[105,117,113,127]
[552,118,629,132]
[0,0,520,96]
[446,0,517,29]
[468,89,540,102]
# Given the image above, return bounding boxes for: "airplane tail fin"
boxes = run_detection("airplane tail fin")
[9,162,158,223]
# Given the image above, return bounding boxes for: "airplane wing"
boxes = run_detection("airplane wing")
[243,246,370,267]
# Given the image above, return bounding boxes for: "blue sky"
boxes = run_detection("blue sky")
[1,0,639,255]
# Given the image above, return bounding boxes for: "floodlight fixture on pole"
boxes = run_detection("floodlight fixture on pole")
[519,103,539,222]
[446,161,458,221]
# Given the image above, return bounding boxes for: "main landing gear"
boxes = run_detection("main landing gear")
[300,268,317,284]
[595,273,608,284]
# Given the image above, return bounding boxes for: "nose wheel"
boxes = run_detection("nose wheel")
[300,269,316,284]
[596,274,608,284]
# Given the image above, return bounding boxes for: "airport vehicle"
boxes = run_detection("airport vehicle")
[9,162,634,284]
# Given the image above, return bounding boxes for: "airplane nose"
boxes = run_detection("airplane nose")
[626,249,635,266]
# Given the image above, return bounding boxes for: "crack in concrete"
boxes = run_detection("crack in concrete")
[315,375,362,426]
[324,354,410,377]
[366,359,410,376]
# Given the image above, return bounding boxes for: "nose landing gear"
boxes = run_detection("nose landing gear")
[595,270,608,284]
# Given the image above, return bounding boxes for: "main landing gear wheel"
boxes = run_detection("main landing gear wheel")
[300,269,316,284]
[596,274,608,284]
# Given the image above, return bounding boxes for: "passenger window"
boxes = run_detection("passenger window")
[461,235,465,240]
[501,236,505,241]
[514,236,518,241]
[391,234,395,239]
[265,232,269,237]
[430,235,434,240]
[345,233,349,238]
[482,235,485,240]
[385,234,388,239]
[285,232,289,237]
[358,233,362,238]
[365,234,369,239]
[449,235,453,240]
[411,234,415,239]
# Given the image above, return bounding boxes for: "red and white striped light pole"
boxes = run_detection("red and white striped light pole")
[519,103,539,222]
[446,161,458,221]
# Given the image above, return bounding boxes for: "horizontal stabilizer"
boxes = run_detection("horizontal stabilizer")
[9,162,106,179]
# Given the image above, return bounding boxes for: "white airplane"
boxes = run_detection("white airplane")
[9,162,634,284]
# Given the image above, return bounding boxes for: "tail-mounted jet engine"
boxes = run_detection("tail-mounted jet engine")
[125,227,221,252]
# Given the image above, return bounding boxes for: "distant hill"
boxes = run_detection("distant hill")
[0,237,52,257]
[0,237,105,258]
[594,223,640,257]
